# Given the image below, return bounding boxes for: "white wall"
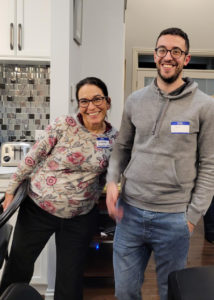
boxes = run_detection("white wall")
[51,0,125,130]
[80,0,125,129]
[125,0,214,98]
[50,0,83,121]
[47,2,125,297]
[50,0,71,121]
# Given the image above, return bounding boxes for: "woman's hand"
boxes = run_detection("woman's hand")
[2,193,14,211]
[106,182,123,221]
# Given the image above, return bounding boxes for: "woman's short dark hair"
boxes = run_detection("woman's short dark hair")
[75,77,109,101]
[156,27,190,53]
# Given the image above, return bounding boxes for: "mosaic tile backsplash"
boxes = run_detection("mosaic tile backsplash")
[0,64,50,144]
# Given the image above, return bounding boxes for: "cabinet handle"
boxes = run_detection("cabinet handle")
[10,23,14,50]
[18,24,22,51]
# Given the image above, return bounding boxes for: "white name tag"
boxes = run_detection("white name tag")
[96,137,110,148]
[171,121,190,134]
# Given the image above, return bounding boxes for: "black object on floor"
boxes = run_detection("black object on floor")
[0,283,43,300]
[168,266,214,300]
[204,197,214,243]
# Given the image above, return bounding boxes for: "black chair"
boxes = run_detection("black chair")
[0,223,13,269]
[0,181,41,300]
[168,266,214,300]
[0,180,28,273]
[0,283,43,300]
[0,179,28,228]
[204,197,214,243]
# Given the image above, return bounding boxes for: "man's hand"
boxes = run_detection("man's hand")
[2,193,14,211]
[187,221,195,233]
[106,182,123,221]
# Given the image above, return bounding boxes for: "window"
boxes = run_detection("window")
[133,48,214,97]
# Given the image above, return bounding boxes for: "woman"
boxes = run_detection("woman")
[0,77,118,300]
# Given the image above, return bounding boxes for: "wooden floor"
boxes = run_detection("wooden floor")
[83,218,214,300]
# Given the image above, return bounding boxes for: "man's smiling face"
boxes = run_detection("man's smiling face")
[154,34,190,84]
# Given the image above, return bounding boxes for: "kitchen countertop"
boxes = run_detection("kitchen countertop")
[0,166,17,194]
[0,166,17,177]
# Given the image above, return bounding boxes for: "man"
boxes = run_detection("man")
[106,27,214,300]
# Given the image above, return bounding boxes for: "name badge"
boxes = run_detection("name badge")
[96,137,110,148]
[171,121,190,134]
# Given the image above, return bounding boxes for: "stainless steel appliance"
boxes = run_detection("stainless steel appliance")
[1,142,32,167]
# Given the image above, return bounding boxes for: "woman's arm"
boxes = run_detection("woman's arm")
[6,116,65,195]
[2,193,14,211]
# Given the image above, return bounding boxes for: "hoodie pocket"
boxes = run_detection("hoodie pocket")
[124,152,182,198]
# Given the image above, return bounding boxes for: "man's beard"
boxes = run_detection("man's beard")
[157,68,182,84]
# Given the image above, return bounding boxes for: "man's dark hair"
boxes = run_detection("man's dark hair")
[156,27,190,53]
[76,77,108,102]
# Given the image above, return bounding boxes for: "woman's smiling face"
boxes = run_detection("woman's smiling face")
[78,84,110,130]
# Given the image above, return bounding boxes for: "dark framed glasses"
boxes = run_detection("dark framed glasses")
[155,46,188,59]
[78,96,108,108]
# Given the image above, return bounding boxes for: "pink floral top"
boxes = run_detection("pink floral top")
[7,115,118,218]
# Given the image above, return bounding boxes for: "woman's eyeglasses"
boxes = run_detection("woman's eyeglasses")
[78,96,108,108]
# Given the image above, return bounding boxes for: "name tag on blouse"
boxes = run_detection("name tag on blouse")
[96,137,110,148]
[171,121,190,134]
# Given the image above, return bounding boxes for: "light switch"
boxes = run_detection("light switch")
[35,130,45,140]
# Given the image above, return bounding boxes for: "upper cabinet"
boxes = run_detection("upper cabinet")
[0,0,50,60]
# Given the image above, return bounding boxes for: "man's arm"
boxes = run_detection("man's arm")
[187,97,214,225]
[106,97,135,219]
[106,182,123,220]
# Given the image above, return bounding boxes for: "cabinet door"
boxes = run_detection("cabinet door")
[0,0,16,57]
[16,0,50,58]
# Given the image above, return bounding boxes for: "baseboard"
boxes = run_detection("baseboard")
[44,289,54,300]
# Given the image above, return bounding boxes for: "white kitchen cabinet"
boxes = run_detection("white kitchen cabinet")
[0,1,15,57]
[0,0,50,60]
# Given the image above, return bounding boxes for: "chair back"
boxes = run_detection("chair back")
[0,283,43,300]
[0,224,13,269]
[168,266,214,300]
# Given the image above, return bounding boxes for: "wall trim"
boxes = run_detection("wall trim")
[45,289,54,300]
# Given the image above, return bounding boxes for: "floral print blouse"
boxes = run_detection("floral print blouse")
[7,115,118,218]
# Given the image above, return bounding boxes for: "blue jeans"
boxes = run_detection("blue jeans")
[113,198,190,300]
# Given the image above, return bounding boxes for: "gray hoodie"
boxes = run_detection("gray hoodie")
[107,78,214,225]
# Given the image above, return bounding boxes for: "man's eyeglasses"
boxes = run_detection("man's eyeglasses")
[78,96,108,108]
[155,46,188,59]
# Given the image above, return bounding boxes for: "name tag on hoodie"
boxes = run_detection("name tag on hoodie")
[96,137,110,148]
[171,121,190,134]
